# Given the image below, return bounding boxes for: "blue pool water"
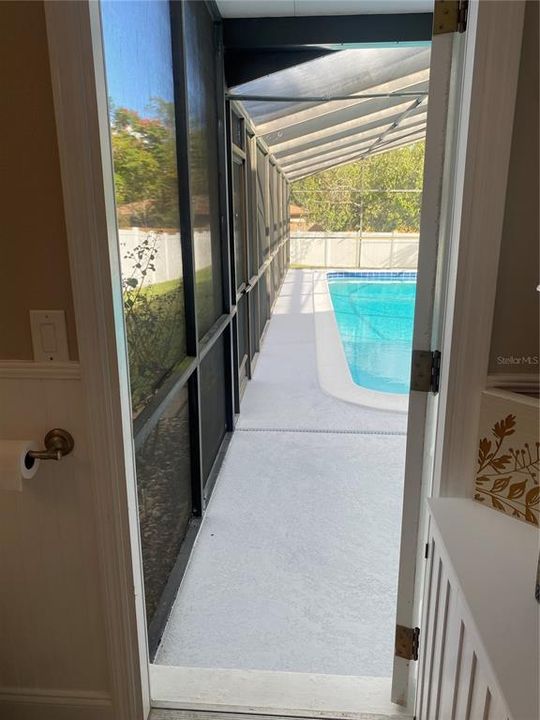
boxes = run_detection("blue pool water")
[328,272,417,394]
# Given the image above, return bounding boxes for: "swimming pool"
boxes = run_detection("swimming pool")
[327,271,417,395]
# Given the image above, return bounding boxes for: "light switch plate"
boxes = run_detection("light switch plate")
[30,310,69,362]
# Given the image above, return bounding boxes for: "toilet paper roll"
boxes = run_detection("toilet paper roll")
[0,440,41,491]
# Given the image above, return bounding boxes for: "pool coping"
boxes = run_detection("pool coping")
[312,270,410,414]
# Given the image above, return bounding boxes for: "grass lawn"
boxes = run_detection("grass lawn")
[125,267,219,416]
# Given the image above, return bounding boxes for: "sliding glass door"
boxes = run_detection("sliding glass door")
[101,0,193,648]
[100,0,234,656]
[100,0,290,659]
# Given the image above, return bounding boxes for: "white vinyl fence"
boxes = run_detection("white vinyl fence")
[118,229,419,286]
[290,231,419,269]
[118,228,212,286]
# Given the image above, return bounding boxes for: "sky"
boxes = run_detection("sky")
[100,0,175,118]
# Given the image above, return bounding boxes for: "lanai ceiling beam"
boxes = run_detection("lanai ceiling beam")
[223,13,433,49]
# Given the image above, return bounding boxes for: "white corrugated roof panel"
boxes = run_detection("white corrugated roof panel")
[230,45,430,178]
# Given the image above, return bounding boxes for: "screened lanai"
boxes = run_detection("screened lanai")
[228,44,430,180]
[155,26,432,691]
[98,0,437,709]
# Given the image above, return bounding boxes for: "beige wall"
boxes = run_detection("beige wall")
[0,1,78,360]
[0,4,113,718]
[489,1,539,375]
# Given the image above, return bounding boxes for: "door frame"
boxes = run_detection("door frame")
[45,2,150,718]
[392,0,526,708]
[432,0,526,499]
[391,26,463,705]
[391,9,478,705]
[44,0,526,717]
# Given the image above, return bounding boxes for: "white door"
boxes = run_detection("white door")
[391,3,474,707]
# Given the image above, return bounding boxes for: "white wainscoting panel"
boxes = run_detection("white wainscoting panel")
[416,499,538,720]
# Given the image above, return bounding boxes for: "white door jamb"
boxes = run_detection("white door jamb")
[433,0,526,499]
[393,0,526,707]
[45,2,150,718]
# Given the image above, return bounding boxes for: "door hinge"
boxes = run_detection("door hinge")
[433,1,468,35]
[411,350,441,394]
[395,625,420,661]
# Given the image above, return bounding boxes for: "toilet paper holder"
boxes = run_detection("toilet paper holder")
[27,429,75,462]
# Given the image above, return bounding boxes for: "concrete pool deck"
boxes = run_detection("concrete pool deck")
[156,269,408,679]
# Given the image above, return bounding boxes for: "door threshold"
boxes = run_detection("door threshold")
[150,665,412,719]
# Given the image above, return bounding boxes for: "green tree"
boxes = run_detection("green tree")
[290,142,425,232]
[110,100,180,228]
[109,100,185,411]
